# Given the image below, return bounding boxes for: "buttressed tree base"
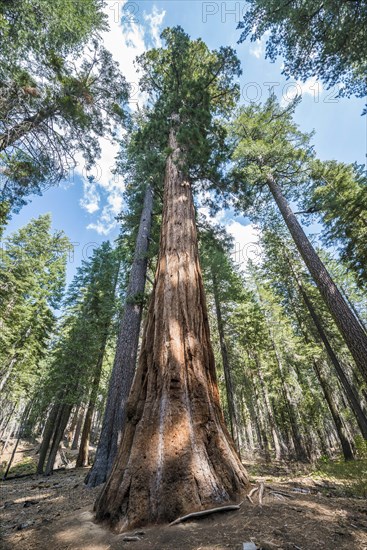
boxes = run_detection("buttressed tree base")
[94,127,248,532]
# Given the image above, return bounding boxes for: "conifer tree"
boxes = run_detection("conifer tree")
[227,96,367,382]
[305,160,367,288]
[0,214,70,399]
[36,242,120,474]
[95,27,248,531]
[238,0,367,100]
[0,1,128,221]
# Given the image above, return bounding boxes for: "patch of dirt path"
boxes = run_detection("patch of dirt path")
[1,466,367,549]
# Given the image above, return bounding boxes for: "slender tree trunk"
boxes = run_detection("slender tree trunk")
[0,419,16,459]
[71,407,84,450]
[253,353,287,461]
[0,356,18,393]
[76,345,106,467]
[86,184,154,488]
[36,404,61,474]
[95,125,248,531]
[313,360,354,460]
[2,405,31,480]
[91,401,104,443]
[212,271,240,450]
[246,365,271,461]
[266,174,367,380]
[271,340,309,462]
[67,406,80,448]
[44,404,72,475]
[294,274,367,439]
[0,403,16,443]
[255,283,309,462]
[316,426,332,458]
[241,376,264,457]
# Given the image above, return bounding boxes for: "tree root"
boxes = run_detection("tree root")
[169,502,243,526]
[246,486,259,504]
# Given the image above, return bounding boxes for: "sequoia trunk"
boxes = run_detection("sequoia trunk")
[95,125,248,531]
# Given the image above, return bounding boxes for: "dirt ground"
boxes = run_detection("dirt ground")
[1,448,367,550]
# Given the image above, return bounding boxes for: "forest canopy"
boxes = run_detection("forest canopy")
[0,3,366,547]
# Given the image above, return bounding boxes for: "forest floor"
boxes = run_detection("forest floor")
[1,440,367,549]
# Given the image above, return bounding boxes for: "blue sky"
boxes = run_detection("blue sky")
[4,0,366,284]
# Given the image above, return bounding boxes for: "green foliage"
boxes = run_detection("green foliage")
[0,1,128,222]
[34,242,120,417]
[0,214,70,401]
[305,160,367,287]
[311,458,367,498]
[238,0,367,99]
[0,0,107,64]
[228,95,313,209]
[135,26,241,182]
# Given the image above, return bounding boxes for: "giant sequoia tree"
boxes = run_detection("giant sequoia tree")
[95,27,248,531]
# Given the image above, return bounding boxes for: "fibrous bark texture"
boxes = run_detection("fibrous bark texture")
[95,127,248,531]
[86,184,153,487]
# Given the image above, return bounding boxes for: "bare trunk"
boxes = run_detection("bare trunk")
[76,345,106,467]
[44,404,72,475]
[66,406,80,448]
[246,365,271,461]
[267,174,367,381]
[71,407,84,450]
[253,353,288,461]
[212,271,240,450]
[255,282,309,462]
[294,273,367,439]
[0,404,16,444]
[0,356,17,392]
[37,404,61,474]
[313,360,354,460]
[95,126,248,531]
[2,405,31,480]
[86,184,154,488]
[271,341,309,462]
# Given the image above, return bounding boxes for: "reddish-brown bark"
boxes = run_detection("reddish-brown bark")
[94,126,248,531]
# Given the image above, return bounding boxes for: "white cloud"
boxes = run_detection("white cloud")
[249,39,264,59]
[197,199,262,272]
[79,2,166,235]
[227,221,261,271]
[144,6,166,47]
[80,179,100,214]
[281,76,323,106]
